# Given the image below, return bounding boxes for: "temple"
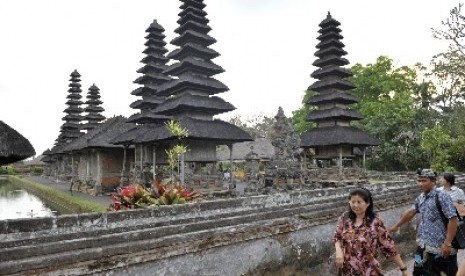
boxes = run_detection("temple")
[82,84,105,132]
[300,12,379,172]
[127,20,172,125]
[55,70,84,146]
[113,0,252,189]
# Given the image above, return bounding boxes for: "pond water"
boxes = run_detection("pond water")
[0,181,57,220]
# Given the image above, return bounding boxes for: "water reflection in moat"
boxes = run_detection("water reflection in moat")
[0,181,56,220]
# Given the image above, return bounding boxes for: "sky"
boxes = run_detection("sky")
[0,0,460,156]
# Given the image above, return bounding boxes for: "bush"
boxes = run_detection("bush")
[29,166,44,175]
[0,166,16,175]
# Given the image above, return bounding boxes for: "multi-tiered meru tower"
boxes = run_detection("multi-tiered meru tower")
[82,84,105,131]
[132,0,252,163]
[300,13,379,170]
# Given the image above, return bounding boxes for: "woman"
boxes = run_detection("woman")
[438,173,465,204]
[332,188,410,275]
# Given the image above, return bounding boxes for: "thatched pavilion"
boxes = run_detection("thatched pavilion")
[300,13,379,174]
[0,121,35,165]
[60,116,135,193]
[113,0,252,189]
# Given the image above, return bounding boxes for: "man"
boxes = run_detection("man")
[389,168,458,276]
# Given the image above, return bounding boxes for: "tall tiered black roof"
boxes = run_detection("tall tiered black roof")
[127,20,172,125]
[55,70,84,146]
[113,1,251,146]
[82,84,105,131]
[300,13,379,148]
[155,0,233,118]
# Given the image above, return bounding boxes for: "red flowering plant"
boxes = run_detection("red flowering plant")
[108,180,202,211]
[152,179,202,205]
[108,185,157,211]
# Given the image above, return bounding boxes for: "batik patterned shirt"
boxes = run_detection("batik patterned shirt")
[411,188,456,248]
[332,213,398,276]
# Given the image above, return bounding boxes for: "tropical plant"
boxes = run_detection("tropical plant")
[108,181,202,210]
[0,166,16,175]
[164,120,188,184]
[108,185,158,210]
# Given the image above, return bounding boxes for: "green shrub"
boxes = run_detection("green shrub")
[0,166,16,175]
[29,166,44,174]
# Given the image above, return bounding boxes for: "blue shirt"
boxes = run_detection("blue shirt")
[411,188,457,247]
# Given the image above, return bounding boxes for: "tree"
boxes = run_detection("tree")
[165,120,188,185]
[291,90,316,134]
[350,56,421,170]
[421,125,455,172]
[227,113,275,138]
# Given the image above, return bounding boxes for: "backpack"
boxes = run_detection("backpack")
[435,193,465,249]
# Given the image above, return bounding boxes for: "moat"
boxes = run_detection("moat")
[0,181,56,220]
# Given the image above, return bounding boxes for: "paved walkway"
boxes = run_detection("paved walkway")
[384,248,465,275]
[24,175,112,207]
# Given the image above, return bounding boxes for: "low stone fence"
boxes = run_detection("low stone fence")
[1,176,463,275]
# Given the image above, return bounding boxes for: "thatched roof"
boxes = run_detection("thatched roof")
[0,121,35,165]
[164,57,224,76]
[319,12,341,28]
[216,138,274,161]
[171,29,216,47]
[167,42,219,60]
[127,111,171,125]
[130,117,252,145]
[59,116,136,153]
[317,31,343,41]
[156,75,229,96]
[154,94,235,115]
[308,77,355,91]
[176,11,209,26]
[307,90,358,105]
[175,20,212,35]
[24,155,46,166]
[310,65,352,79]
[306,107,363,121]
[312,55,349,68]
[300,126,380,147]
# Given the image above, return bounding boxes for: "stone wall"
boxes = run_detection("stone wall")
[0,177,463,275]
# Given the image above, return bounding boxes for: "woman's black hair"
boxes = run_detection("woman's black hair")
[348,187,376,225]
[443,173,455,186]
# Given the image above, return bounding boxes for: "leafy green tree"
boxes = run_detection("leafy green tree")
[165,120,188,184]
[292,90,316,134]
[421,125,455,172]
[350,56,422,170]
[227,113,276,138]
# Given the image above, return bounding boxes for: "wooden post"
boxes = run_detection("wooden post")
[152,146,156,180]
[339,146,343,176]
[228,144,234,187]
[122,146,127,173]
[180,153,185,186]
[363,147,366,171]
